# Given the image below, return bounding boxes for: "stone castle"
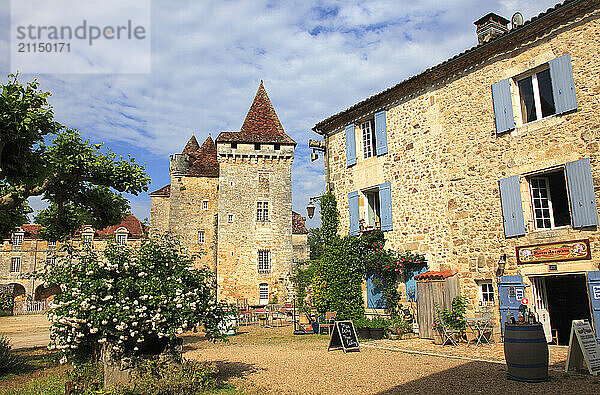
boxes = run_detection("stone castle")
[150,82,308,305]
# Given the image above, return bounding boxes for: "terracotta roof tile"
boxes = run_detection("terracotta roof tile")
[97,214,145,238]
[292,211,308,234]
[149,184,171,197]
[21,224,41,238]
[415,270,458,281]
[187,136,219,177]
[182,135,200,154]
[216,81,296,145]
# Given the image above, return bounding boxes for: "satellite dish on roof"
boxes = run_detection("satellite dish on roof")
[511,12,524,29]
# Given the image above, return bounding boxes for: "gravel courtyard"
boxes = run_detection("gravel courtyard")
[2,315,600,394]
[183,325,600,394]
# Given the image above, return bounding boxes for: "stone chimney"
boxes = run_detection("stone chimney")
[474,13,510,44]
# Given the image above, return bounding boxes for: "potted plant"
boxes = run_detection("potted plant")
[388,317,412,340]
[368,317,387,340]
[354,318,371,339]
[431,317,444,345]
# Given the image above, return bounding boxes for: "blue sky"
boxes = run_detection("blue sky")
[0,0,560,228]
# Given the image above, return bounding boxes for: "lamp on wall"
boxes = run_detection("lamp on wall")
[496,254,507,277]
[307,202,316,219]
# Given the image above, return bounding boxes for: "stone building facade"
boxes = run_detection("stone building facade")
[150,82,307,305]
[313,1,600,343]
[0,214,146,301]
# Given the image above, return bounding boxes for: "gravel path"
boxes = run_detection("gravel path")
[0,314,50,349]
[184,325,600,394]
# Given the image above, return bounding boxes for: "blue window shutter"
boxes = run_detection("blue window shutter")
[499,175,526,237]
[566,158,598,228]
[345,124,357,167]
[348,191,359,236]
[374,110,388,156]
[491,78,515,134]
[379,182,393,231]
[549,53,577,114]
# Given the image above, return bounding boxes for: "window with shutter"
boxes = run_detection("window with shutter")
[499,175,526,238]
[566,158,598,228]
[348,191,359,236]
[491,78,515,134]
[379,182,393,231]
[345,124,357,167]
[374,110,388,156]
[549,53,577,114]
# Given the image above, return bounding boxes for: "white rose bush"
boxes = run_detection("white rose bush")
[37,234,228,362]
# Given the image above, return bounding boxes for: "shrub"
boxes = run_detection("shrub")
[437,296,467,332]
[130,359,218,394]
[0,335,23,375]
[65,362,103,394]
[312,236,365,321]
[36,234,229,363]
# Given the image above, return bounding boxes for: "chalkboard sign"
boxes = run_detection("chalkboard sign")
[328,320,360,353]
[566,319,600,375]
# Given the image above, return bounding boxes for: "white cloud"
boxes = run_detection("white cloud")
[4,0,560,228]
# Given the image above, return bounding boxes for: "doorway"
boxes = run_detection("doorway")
[537,274,591,345]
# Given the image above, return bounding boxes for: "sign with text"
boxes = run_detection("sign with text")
[566,320,600,375]
[328,321,360,353]
[516,239,590,265]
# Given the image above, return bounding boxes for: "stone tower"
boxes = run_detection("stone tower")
[150,135,219,272]
[215,82,296,304]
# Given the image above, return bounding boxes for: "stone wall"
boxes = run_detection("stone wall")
[292,234,309,264]
[324,7,600,323]
[216,142,294,304]
[150,195,170,235]
[167,175,219,272]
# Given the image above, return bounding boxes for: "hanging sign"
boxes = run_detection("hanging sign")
[521,297,528,305]
[565,319,600,375]
[516,239,590,265]
[328,321,360,353]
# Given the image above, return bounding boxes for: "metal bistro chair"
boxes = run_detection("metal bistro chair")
[318,311,337,335]
[438,312,461,346]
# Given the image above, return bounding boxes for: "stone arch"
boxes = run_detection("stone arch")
[34,284,60,301]
[10,283,26,301]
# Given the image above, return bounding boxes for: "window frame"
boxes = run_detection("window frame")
[116,233,128,245]
[258,250,271,274]
[478,281,494,306]
[259,283,269,303]
[82,233,94,244]
[202,200,209,210]
[12,233,23,247]
[256,201,269,222]
[526,168,572,231]
[515,66,556,125]
[198,231,205,244]
[227,214,234,223]
[360,119,376,160]
[47,241,57,249]
[10,257,21,273]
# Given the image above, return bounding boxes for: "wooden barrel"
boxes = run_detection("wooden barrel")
[503,323,549,382]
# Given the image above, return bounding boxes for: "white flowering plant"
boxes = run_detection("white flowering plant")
[35,234,228,362]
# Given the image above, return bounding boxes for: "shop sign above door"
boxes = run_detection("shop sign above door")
[516,239,591,265]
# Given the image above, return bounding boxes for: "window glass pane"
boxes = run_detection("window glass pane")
[518,76,537,123]
[537,69,556,118]
[547,171,571,227]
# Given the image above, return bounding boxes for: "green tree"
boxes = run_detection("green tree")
[38,234,228,362]
[0,74,149,240]
[307,227,324,260]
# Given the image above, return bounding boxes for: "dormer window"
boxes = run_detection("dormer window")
[48,241,57,249]
[115,227,128,245]
[254,143,261,150]
[274,144,280,150]
[231,142,237,149]
[82,227,94,245]
[12,232,23,247]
